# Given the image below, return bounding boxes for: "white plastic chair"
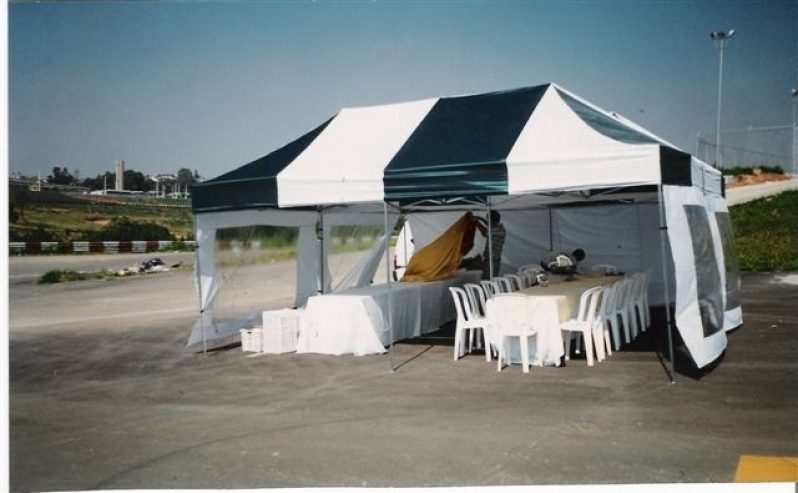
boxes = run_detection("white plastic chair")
[612,277,635,345]
[518,263,543,275]
[630,271,651,332]
[599,281,624,351]
[588,264,619,275]
[449,286,487,361]
[464,283,495,361]
[505,274,526,290]
[494,277,515,293]
[594,284,614,358]
[480,279,501,298]
[486,293,538,373]
[560,286,604,366]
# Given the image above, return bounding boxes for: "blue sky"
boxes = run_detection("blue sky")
[7,0,797,181]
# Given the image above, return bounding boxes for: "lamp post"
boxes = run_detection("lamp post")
[710,29,736,169]
[792,87,797,175]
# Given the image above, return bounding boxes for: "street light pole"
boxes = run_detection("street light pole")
[711,29,736,169]
[792,87,797,175]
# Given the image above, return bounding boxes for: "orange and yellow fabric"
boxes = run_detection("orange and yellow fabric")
[401,212,479,282]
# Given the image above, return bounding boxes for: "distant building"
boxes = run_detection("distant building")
[115,160,125,190]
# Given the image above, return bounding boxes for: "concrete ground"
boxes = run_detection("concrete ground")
[7,250,798,491]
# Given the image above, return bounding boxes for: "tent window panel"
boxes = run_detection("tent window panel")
[213,225,299,319]
[715,211,741,311]
[684,205,724,337]
[328,224,388,291]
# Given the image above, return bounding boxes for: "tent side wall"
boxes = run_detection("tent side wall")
[661,156,741,368]
[188,206,398,348]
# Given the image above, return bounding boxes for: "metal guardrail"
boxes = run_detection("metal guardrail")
[9,240,196,254]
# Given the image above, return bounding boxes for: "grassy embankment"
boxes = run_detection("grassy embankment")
[729,189,798,272]
[10,196,195,243]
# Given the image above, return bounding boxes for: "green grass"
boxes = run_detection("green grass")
[729,190,798,272]
[38,269,115,284]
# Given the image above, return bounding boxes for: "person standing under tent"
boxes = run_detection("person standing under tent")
[476,210,506,279]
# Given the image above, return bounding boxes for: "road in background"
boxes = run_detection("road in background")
[725,178,797,205]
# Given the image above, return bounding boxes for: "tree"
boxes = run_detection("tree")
[9,188,29,223]
[172,167,197,198]
[81,172,114,191]
[176,168,197,187]
[123,169,153,192]
[48,166,75,185]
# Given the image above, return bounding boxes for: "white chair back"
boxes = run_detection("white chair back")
[560,286,605,366]
[588,264,619,275]
[480,280,501,298]
[505,274,526,290]
[574,286,603,324]
[629,271,651,330]
[449,286,484,360]
[486,294,534,336]
[612,277,635,345]
[518,264,543,275]
[464,283,488,318]
[494,277,514,293]
[449,287,476,324]
[486,293,538,373]
[599,281,622,351]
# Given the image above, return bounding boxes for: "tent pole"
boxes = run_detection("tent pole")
[486,199,494,279]
[193,216,208,356]
[384,202,395,372]
[317,207,324,295]
[658,185,677,385]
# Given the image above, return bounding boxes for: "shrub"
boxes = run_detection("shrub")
[723,165,784,177]
[38,269,86,284]
[82,216,174,242]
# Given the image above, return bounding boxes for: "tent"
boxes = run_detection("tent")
[189,82,742,371]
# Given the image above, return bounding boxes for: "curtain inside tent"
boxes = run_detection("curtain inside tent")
[400,212,479,282]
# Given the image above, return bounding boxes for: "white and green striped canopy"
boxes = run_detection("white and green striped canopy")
[192,83,695,213]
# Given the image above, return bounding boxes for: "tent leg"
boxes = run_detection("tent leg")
[384,202,395,373]
[193,216,207,357]
[317,208,324,295]
[486,200,494,279]
[658,185,677,385]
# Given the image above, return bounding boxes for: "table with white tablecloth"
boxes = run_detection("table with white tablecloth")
[297,270,482,356]
[509,274,621,366]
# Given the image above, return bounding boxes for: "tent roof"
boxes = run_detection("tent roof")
[192,83,692,214]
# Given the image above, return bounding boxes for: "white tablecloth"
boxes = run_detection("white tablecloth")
[298,270,482,356]
[511,274,621,366]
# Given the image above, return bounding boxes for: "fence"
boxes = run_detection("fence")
[696,125,797,174]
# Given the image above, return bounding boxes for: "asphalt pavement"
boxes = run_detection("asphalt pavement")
[7,257,797,490]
